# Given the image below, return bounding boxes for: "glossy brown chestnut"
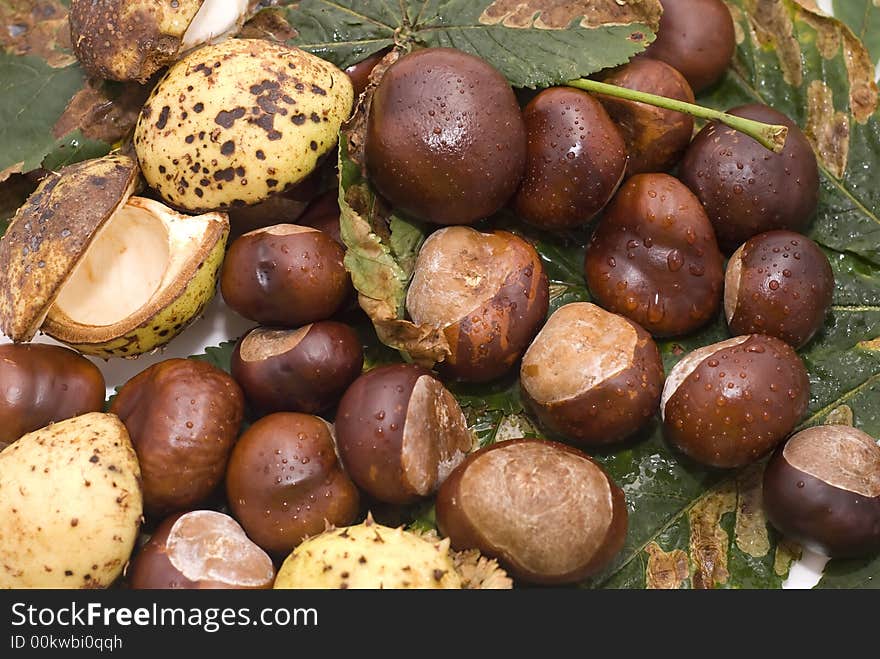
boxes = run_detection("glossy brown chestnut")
[345,49,389,98]
[128,510,276,589]
[226,171,322,240]
[725,231,834,348]
[661,335,809,468]
[598,58,695,175]
[521,303,664,446]
[365,48,527,225]
[231,322,364,414]
[436,439,628,585]
[225,413,359,554]
[584,173,725,337]
[0,344,105,450]
[679,104,820,253]
[643,0,736,92]
[763,425,880,558]
[110,358,244,516]
[406,227,549,382]
[513,87,627,230]
[335,364,472,504]
[220,224,351,327]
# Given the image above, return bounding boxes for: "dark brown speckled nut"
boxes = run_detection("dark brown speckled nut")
[521,303,664,446]
[763,425,880,558]
[661,334,809,468]
[436,439,628,585]
[584,173,725,337]
[220,224,351,327]
[598,58,695,176]
[679,104,820,253]
[334,364,473,504]
[725,231,834,348]
[514,87,627,230]
[405,227,549,383]
[225,413,360,555]
[231,322,364,414]
[365,47,527,225]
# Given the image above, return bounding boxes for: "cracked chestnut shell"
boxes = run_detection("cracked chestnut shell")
[231,322,363,414]
[366,48,527,225]
[436,439,628,585]
[521,303,664,446]
[725,231,834,348]
[598,58,695,176]
[225,412,360,554]
[679,104,820,253]
[406,227,549,382]
[110,358,244,516]
[513,87,626,230]
[763,425,880,558]
[335,364,472,504]
[661,335,809,468]
[643,0,736,93]
[584,173,724,337]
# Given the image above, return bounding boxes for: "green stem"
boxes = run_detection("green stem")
[566,78,789,153]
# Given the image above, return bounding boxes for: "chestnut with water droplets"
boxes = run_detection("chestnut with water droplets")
[436,439,628,585]
[598,58,695,176]
[643,0,736,92]
[584,173,725,337]
[513,87,627,230]
[334,364,472,504]
[763,425,880,558]
[661,334,809,468]
[679,104,820,253]
[225,412,360,555]
[521,303,664,446]
[725,231,834,348]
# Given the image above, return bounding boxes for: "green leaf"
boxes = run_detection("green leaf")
[189,340,238,373]
[832,0,880,67]
[287,0,660,87]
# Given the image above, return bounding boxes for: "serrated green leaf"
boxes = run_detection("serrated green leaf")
[189,340,238,373]
[41,130,112,172]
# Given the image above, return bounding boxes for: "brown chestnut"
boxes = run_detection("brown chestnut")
[128,510,276,589]
[763,425,880,558]
[643,0,736,93]
[513,87,627,230]
[679,104,820,253]
[226,172,322,240]
[225,412,359,555]
[661,335,809,468]
[584,173,725,337]
[0,344,105,450]
[406,227,549,382]
[345,49,389,98]
[521,303,664,446]
[231,322,364,414]
[598,58,695,175]
[725,231,834,348]
[110,358,244,516]
[335,364,472,504]
[436,439,628,585]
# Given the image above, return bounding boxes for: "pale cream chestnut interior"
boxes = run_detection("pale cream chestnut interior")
[181,0,251,50]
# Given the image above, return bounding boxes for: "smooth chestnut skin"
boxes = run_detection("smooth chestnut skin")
[725,231,834,348]
[406,227,549,382]
[679,104,820,253]
[231,322,364,414]
[436,439,628,585]
[521,303,664,446]
[643,0,736,92]
[335,364,472,504]
[0,344,105,450]
[584,173,725,337]
[763,426,880,558]
[226,172,322,240]
[129,511,276,589]
[110,359,244,517]
[661,335,809,468]
[220,224,351,327]
[365,48,527,225]
[345,49,389,98]
[598,58,695,176]
[226,413,359,555]
[514,87,627,230]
